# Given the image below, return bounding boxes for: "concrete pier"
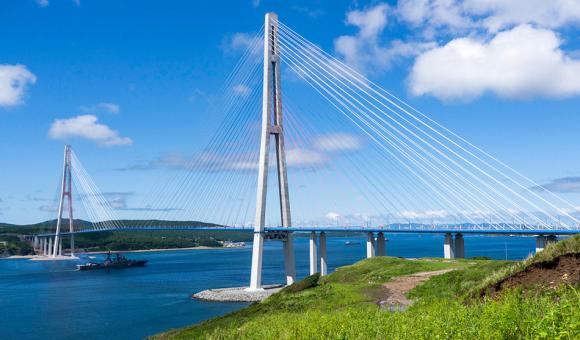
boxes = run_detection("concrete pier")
[376,232,386,256]
[309,231,318,275]
[319,232,327,276]
[283,237,296,285]
[444,233,455,259]
[48,238,53,257]
[535,235,546,253]
[366,232,375,258]
[454,233,464,259]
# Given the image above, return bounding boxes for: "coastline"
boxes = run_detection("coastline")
[79,245,224,255]
[1,245,230,259]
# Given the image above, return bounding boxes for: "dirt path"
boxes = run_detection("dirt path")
[377,268,455,310]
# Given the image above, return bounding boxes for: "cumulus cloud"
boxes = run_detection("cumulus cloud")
[325,211,341,220]
[48,115,133,147]
[314,133,362,153]
[396,0,580,34]
[36,0,49,7]
[232,84,251,97]
[409,24,580,100]
[335,4,436,74]
[222,32,262,59]
[80,102,120,114]
[0,65,37,107]
[463,0,580,32]
[399,209,449,220]
[286,148,328,167]
[532,176,580,193]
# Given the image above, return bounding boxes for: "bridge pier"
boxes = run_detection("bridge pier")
[376,232,386,256]
[535,235,546,253]
[455,233,465,259]
[319,232,327,276]
[366,232,375,258]
[249,232,264,291]
[33,236,39,250]
[48,238,53,257]
[41,238,46,255]
[70,234,75,257]
[283,236,296,286]
[59,241,63,256]
[309,231,318,275]
[444,233,455,259]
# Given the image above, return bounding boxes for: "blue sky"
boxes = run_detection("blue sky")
[1,0,580,225]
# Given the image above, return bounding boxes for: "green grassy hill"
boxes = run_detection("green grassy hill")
[155,235,580,339]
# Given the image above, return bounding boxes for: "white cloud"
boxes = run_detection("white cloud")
[286,148,328,167]
[252,0,260,8]
[325,211,341,220]
[314,133,362,153]
[48,114,133,147]
[222,32,262,59]
[0,65,37,107]
[396,0,580,34]
[36,0,49,7]
[463,0,580,32]
[399,209,449,220]
[232,84,251,97]
[334,4,436,74]
[80,102,120,114]
[410,24,580,101]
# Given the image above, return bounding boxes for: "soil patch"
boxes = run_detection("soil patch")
[483,253,580,298]
[377,268,455,311]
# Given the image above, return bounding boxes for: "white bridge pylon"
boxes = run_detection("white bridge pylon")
[249,12,295,291]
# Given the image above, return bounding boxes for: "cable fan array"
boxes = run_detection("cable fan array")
[272,18,579,230]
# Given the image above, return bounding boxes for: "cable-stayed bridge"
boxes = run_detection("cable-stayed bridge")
[31,13,579,290]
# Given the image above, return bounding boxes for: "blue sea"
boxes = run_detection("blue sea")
[0,234,542,339]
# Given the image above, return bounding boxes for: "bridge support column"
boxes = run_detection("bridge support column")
[48,238,53,257]
[444,233,455,259]
[59,241,63,256]
[366,232,375,258]
[309,231,318,275]
[70,234,75,257]
[454,233,464,259]
[249,232,264,291]
[376,232,386,256]
[319,232,327,276]
[284,236,296,285]
[42,238,47,255]
[535,235,546,253]
[33,236,39,250]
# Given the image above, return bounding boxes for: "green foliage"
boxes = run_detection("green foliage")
[0,234,34,256]
[153,253,579,340]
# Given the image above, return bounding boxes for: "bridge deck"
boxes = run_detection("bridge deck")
[34,226,580,237]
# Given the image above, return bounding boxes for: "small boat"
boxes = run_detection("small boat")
[345,241,361,246]
[77,252,148,271]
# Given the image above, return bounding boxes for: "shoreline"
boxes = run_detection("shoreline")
[79,245,225,255]
[1,245,233,259]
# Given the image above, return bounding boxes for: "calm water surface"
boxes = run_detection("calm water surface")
[0,234,541,339]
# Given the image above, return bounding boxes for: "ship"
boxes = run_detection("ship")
[77,251,148,271]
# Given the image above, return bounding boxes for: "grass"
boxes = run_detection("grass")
[153,235,580,339]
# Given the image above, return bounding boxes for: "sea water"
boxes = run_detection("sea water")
[0,234,539,339]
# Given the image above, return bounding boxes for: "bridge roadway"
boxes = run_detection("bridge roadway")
[35,225,580,238]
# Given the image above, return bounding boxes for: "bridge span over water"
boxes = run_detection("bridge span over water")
[32,12,580,290]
